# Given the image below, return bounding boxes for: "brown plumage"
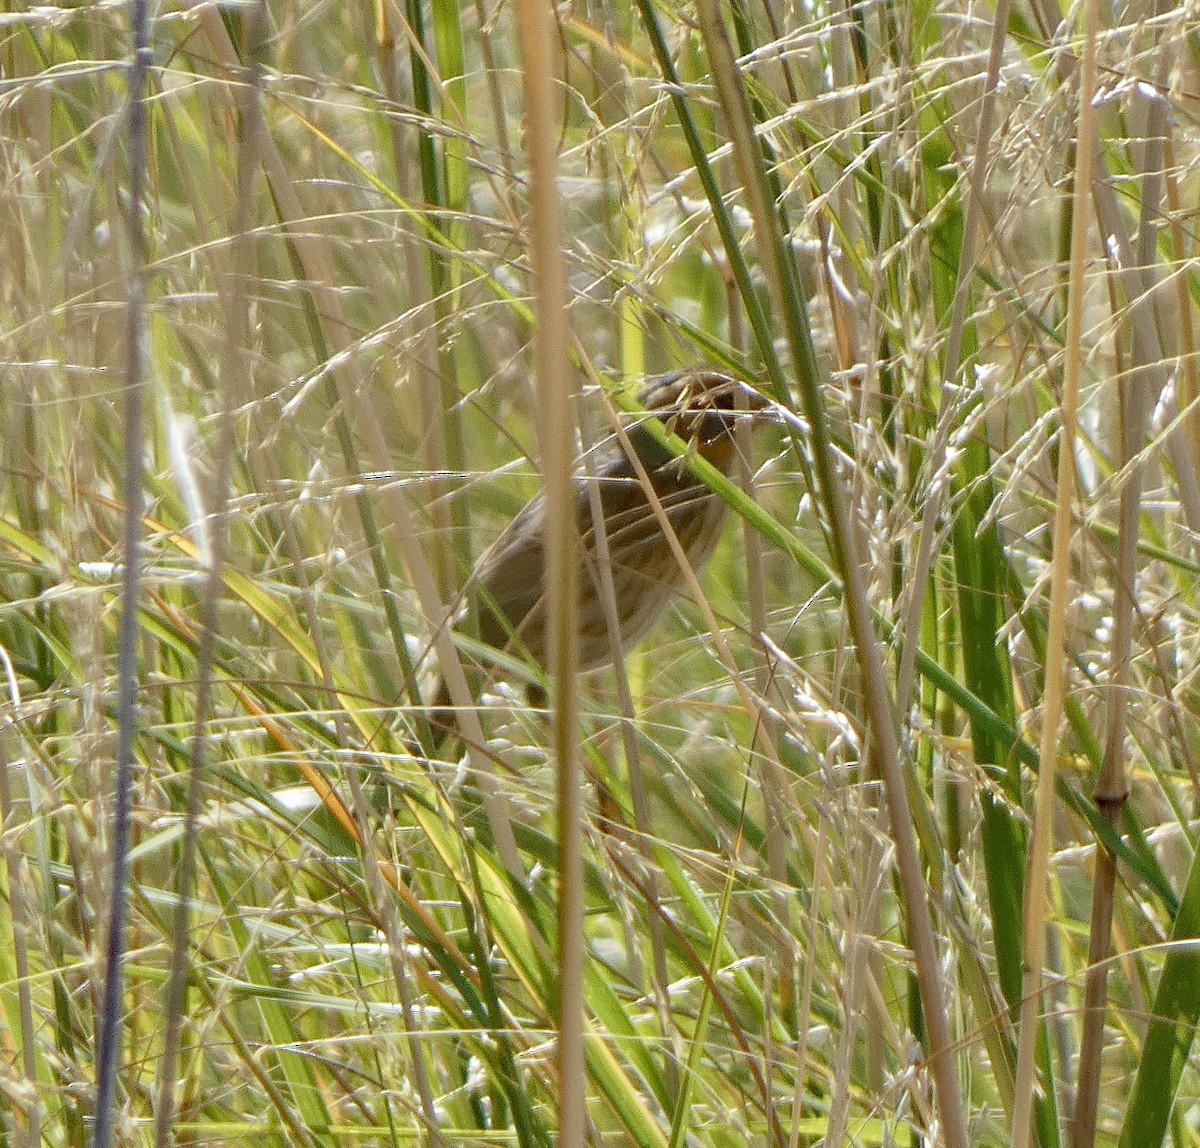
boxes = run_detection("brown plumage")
[429,369,768,732]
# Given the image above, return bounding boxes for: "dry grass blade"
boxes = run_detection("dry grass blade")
[4,0,1199,1144]
[1012,0,1099,1141]
[512,0,584,1139]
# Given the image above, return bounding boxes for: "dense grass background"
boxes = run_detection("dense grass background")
[1,0,1198,1144]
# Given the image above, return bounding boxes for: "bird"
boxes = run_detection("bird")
[426,368,770,737]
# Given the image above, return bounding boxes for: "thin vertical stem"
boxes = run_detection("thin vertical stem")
[1011,0,1100,1140]
[512,0,582,1140]
[93,1,151,1144]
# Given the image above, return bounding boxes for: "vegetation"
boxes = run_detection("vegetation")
[1,0,1197,1144]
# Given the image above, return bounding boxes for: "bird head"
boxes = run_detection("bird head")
[632,369,772,472]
